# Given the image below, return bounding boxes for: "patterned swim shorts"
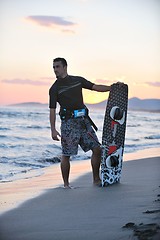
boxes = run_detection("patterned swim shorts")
[61,117,99,156]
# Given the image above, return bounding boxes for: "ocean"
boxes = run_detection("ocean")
[0,105,160,182]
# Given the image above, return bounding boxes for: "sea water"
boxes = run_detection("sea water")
[0,105,160,182]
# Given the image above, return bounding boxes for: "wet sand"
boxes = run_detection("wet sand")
[0,148,160,239]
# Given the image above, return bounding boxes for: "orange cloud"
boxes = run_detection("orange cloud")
[132,81,160,88]
[26,15,77,33]
[61,29,76,34]
[145,81,160,87]
[1,78,51,86]
[94,79,114,84]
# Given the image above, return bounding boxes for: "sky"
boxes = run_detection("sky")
[0,0,160,105]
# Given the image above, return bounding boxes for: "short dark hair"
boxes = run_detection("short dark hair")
[53,57,67,67]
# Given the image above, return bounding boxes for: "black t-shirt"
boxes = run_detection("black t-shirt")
[49,75,94,109]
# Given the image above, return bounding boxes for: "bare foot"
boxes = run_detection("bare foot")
[93,179,102,187]
[63,185,75,189]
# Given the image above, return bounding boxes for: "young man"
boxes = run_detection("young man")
[49,57,111,188]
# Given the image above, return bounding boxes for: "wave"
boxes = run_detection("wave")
[0,156,9,163]
[0,111,23,118]
[0,135,8,139]
[26,125,43,129]
[127,124,141,127]
[0,143,25,149]
[0,135,28,141]
[0,127,11,131]
[24,125,50,129]
[39,157,61,163]
[0,111,47,125]
[125,142,160,152]
[0,155,61,183]
[71,155,90,161]
[145,135,160,140]
[13,161,45,169]
[0,169,44,182]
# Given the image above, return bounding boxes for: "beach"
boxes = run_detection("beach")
[0,148,160,240]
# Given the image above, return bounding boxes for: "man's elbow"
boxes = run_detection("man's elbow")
[92,84,98,91]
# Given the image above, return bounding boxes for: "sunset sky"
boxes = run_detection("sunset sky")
[0,0,159,105]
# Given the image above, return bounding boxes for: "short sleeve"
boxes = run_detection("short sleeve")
[80,77,94,90]
[49,82,57,108]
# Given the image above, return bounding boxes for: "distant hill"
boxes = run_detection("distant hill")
[9,102,48,107]
[87,97,160,112]
[8,98,160,112]
[128,98,160,112]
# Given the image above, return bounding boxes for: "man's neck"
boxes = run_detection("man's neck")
[58,74,68,79]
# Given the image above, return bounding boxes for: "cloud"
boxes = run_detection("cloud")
[40,77,54,80]
[2,78,51,86]
[94,79,114,84]
[26,15,77,32]
[145,81,160,87]
[132,82,147,86]
[132,81,160,88]
[61,29,76,34]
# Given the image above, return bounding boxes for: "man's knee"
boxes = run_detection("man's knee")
[61,155,70,161]
[92,146,101,157]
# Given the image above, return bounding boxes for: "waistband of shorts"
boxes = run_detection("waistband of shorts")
[59,107,88,120]
[59,107,98,131]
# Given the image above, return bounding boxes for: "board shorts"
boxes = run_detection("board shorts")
[61,117,99,156]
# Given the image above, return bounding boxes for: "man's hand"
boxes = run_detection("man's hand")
[51,129,61,141]
[116,81,125,86]
[111,82,125,89]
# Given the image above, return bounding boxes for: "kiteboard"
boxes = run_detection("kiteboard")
[101,83,128,186]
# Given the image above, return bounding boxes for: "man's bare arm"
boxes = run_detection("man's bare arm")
[50,108,61,141]
[92,84,111,92]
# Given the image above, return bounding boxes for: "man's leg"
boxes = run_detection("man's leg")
[61,155,70,188]
[91,146,101,185]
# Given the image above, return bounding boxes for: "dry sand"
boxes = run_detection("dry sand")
[0,148,160,240]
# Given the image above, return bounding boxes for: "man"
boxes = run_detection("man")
[49,57,111,188]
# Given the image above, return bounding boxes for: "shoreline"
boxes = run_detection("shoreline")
[0,153,159,239]
[0,147,159,215]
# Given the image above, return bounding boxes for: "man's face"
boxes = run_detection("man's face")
[53,61,66,78]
